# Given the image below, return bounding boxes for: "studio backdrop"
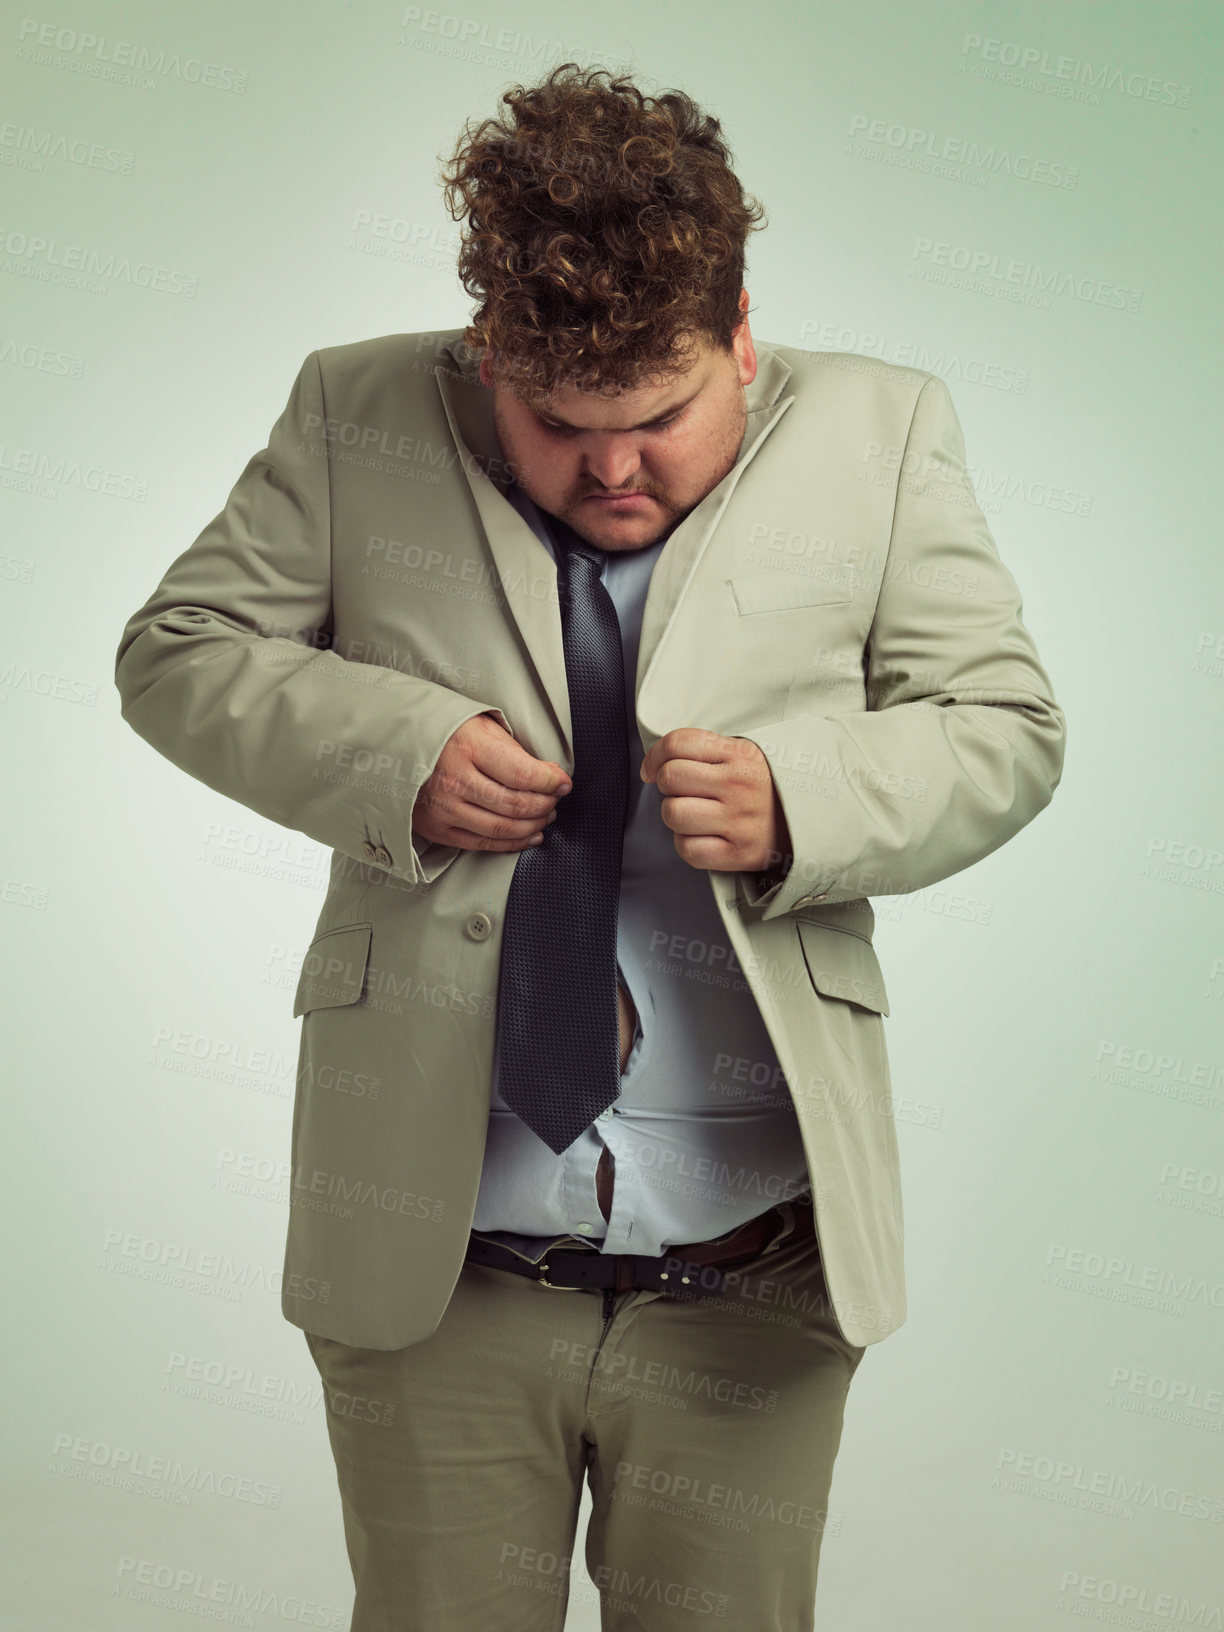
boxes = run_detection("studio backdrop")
[2,2,1219,1628]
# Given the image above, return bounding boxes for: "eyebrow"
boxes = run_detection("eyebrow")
[534,389,699,432]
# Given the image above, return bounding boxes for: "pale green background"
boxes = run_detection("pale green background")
[2,1,1221,1627]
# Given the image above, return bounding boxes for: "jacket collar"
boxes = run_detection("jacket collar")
[433,333,795,764]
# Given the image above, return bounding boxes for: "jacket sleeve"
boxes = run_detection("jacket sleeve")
[113,348,513,887]
[734,373,1067,919]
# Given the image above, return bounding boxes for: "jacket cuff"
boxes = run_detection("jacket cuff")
[403,705,515,886]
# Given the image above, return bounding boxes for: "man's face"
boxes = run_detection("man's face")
[479,292,758,553]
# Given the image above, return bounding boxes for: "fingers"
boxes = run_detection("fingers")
[652,757,726,799]
[650,744,770,850]
[656,793,727,837]
[428,811,557,852]
[649,727,742,769]
[418,778,560,851]
[655,730,768,786]
[468,717,572,816]
[420,713,572,851]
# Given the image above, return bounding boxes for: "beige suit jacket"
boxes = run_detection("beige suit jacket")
[114,330,1066,1348]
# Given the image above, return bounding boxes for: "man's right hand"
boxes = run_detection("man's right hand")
[411,712,572,852]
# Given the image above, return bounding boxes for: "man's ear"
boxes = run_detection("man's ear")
[733,289,758,388]
[478,353,495,388]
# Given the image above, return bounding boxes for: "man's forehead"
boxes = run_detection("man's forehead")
[508,344,720,425]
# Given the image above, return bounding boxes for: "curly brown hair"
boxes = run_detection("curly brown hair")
[439,62,766,398]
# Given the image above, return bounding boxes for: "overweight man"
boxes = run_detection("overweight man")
[115,59,1066,1632]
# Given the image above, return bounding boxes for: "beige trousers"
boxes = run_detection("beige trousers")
[303,1200,865,1630]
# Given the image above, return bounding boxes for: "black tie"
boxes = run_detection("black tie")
[493,522,630,1154]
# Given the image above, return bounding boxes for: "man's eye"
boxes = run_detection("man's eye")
[537,412,682,436]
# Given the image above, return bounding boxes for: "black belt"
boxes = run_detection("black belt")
[465,1198,813,1298]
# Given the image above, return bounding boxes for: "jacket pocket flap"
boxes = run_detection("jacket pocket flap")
[729,571,853,614]
[796,920,890,1016]
[293,922,373,1018]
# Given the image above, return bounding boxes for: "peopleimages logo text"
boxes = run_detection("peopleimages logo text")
[910,240,1141,312]
[959,34,1191,107]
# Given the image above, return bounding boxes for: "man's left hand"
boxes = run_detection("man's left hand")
[639,728,791,873]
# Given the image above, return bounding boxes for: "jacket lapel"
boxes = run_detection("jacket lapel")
[634,352,792,750]
[433,356,573,757]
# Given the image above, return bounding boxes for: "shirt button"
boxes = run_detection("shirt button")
[597,1108,614,1121]
[575,1222,595,1235]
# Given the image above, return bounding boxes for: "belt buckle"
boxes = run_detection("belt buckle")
[536,1258,586,1291]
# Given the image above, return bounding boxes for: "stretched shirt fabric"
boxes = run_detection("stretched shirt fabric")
[470,480,813,1264]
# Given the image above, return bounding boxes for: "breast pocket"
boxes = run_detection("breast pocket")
[292,922,373,1018]
[728,571,853,615]
[794,918,890,1015]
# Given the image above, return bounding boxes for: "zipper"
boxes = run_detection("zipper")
[598,1285,616,1344]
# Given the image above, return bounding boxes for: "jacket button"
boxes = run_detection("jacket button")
[375,846,393,868]
[466,912,492,941]
[362,841,377,860]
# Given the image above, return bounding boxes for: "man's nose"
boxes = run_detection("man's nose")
[582,437,642,491]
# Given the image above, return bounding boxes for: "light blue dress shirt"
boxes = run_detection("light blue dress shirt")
[470,486,812,1263]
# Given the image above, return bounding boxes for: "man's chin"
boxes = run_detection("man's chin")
[563,498,676,552]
